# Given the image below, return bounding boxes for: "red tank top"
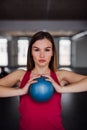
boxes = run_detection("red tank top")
[19,70,64,130]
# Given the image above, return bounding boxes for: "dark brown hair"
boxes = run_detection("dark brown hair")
[27,31,58,71]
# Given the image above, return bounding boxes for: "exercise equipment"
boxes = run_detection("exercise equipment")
[29,76,54,102]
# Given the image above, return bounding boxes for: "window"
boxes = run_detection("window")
[59,39,71,66]
[18,39,29,65]
[0,38,8,66]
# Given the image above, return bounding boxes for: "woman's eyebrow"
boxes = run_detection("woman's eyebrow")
[32,46,39,49]
[46,47,52,48]
[32,46,52,49]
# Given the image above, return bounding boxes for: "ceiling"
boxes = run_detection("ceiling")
[0,0,87,20]
[0,0,87,37]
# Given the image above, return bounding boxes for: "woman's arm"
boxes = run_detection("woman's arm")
[0,70,41,97]
[0,69,26,97]
[56,70,87,93]
[59,77,87,93]
[0,86,26,97]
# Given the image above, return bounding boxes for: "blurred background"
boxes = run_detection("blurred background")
[0,0,87,130]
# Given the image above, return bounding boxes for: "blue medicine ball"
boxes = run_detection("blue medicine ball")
[29,76,54,102]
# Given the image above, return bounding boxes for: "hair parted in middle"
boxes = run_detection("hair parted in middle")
[27,31,58,71]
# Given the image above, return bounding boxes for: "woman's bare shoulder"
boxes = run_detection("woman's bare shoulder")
[56,69,72,77]
[0,69,27,87]
[55,68,87,84]
[9,69,26,76]
[55,69,64,82]
[55,69,70,86]
[16,69,26,74]
[55,69,65,77]
[55,69,73,79]
[14,69,26,80]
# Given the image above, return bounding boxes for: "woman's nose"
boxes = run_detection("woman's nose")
[40,51,44,58]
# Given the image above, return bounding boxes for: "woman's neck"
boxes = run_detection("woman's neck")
[32,66,50,75]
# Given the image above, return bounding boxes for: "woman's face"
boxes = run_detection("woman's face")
[32,38,53,68]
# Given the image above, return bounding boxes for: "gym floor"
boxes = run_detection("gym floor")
[0,92,87,130]
[62,92,87,130]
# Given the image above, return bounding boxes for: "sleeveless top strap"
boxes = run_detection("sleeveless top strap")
[50,70,60,85]
[20,71,30,88]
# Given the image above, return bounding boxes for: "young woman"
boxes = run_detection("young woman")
[0,31,87,130]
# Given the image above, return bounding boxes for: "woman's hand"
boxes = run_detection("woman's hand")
[42,74,63,93]
[21,74,41,95]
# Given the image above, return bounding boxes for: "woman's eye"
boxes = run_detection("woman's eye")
[34,49,39,51]
[45,49,50,51]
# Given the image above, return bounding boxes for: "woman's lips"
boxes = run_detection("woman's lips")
[39,59,46,63]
